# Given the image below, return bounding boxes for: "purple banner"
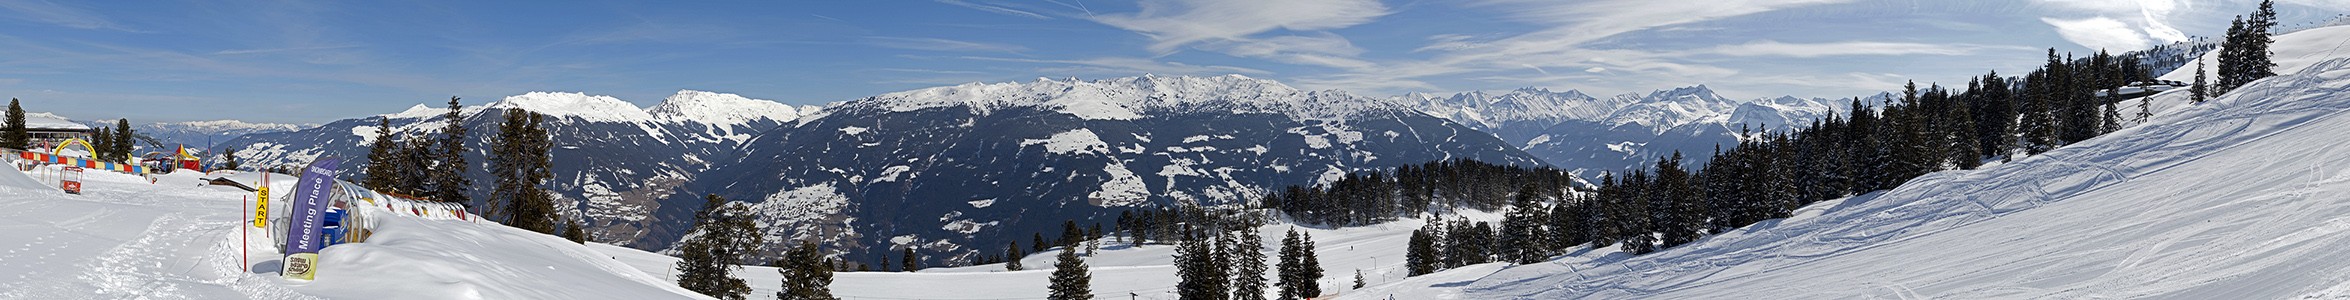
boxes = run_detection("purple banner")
[282,157,343,255]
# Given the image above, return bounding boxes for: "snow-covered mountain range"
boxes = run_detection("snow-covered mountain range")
[136,120,309,149]
[662,74,1544,264]
[212,90,802,246]
[1390,85,1852,177]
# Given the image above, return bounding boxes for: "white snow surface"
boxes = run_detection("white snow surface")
[380,104,444,120]
[646,89,800,126]
[0,165,708,299]
[484,92,656,123]
[1020,129,1112,155]
[841,74,1410,121]
[23,112,90,130]
[1430,57,2350,299]
[592,212,1497,300]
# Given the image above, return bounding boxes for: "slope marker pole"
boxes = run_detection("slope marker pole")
[243,194,250,273]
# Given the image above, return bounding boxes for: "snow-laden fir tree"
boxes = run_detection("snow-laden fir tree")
[1048,241,1093,300]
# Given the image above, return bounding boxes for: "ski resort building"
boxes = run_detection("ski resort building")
[23,113,93,147]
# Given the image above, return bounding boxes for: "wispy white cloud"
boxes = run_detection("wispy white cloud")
[866,37,1030,53]
[963,56,1269,76]
[936,0,1054,20]
[1198,33,1375,69]
[1706,40,2028,57]
[2042,17,2151,51]
[1090,0,1389,53]
[0,0,138,31]
[1292,0,1849,95]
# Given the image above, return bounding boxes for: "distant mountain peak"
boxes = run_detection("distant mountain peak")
[648,90,800,126]
[486,91,654,123]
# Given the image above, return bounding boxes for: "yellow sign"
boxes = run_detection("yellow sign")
[283,252,319,281]
[253,187,270,228]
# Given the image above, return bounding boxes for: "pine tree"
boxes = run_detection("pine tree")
[112,119,133,162]
[1405,227,1437,276]
[777,242,838,300]
[432,96,471,205]
[362,118,404,194]
[901,247,919,272]
[489,109,555,233]
[1175,233,1226,300]
[562,218,587,244]
[2,98,24,150]
[1352,270,1365,289]
[222,148,241,171]
[2192,60,2210,103]
[2217,0,2280,94]
[1294,232,1323,298]
[674,194,763,300]
[91,128,112,161]
[1500,184,1548,264]
[1232,228,1267,300]
[1006,241,1025,271]
[1048,241,1094,300]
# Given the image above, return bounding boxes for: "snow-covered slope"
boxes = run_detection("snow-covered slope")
[213,90,802,247]
[666,75,1543,266]
[0,165,707,299]
[1407,56,2350,299]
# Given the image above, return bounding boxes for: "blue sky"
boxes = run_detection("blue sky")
[1,0,2344,124]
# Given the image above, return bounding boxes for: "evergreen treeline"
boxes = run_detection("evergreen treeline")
[359,97,474,206]
[1263,159,1578,227]
[88,119,136,163]
[2216,0,2281,95]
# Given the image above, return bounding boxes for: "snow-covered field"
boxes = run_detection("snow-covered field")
[594,210,1504,300]
[0,165,710,299]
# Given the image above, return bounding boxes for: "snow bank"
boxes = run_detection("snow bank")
[297,216,708,299]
